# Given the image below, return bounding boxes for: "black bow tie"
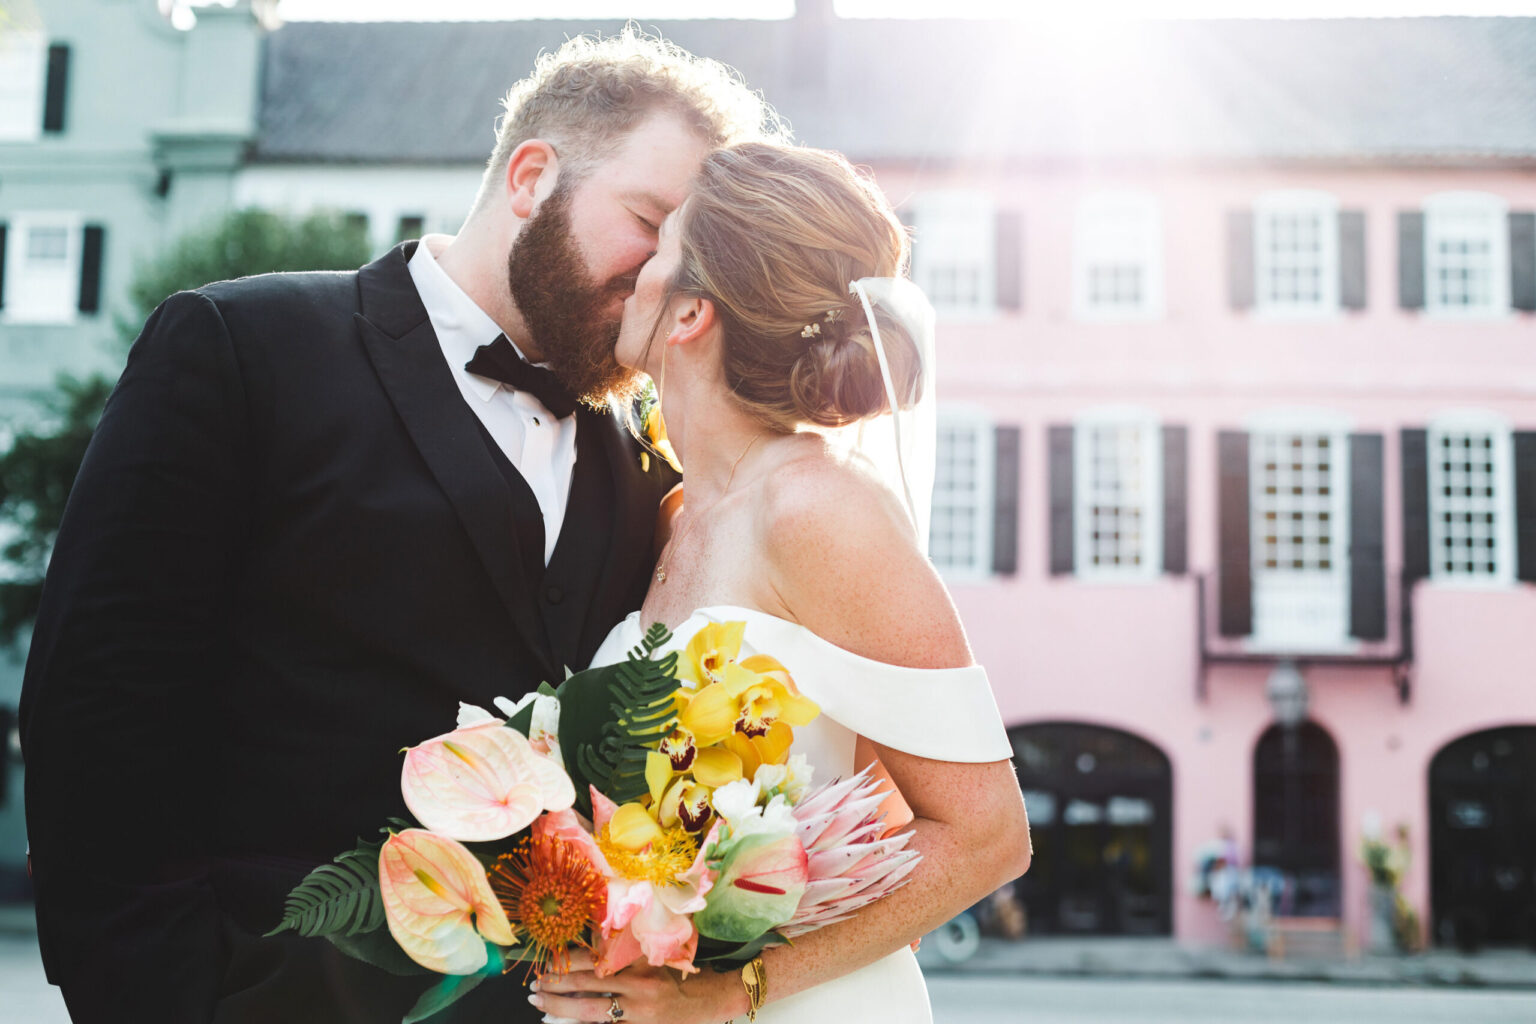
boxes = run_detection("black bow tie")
[464,335,578,419]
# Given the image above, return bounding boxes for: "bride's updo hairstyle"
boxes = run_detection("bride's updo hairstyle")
[667,143,921,431]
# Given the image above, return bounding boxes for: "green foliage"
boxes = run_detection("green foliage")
[402,965,494,1024]
[557,623,679,816]
[119,208,373,344]
[0,375,113,644]
[0,208,374,642]
[266,839,385,940]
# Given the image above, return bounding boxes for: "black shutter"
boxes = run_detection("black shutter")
[1048,425,1074,575]
[1349,433,1387,640]
[1162,425,1188,575]
[1516,432,1536,585]
[1398,211,1425,310]
[992,425,1021,575]
[1401,428,1431,583]
[995,210,1023,312]
[1227,209,1255,311]
[78,224,104,314]
[0,223,7,310]
[1339,209,1367,311]
[1217,430,1252,637]
[1510,212,1536,313]
[43,43,69,134]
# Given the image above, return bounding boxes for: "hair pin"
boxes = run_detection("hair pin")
[800,322,821,338]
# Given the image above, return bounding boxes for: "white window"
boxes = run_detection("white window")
[1427,412,1516,584]
[1248,414,1352,650]
[1255,191,1339,316]
[910,191,995,318]
[1073,193,1163,320]
[1425,192,1510,317]
[930,411,994,577]
[1074,410,1162,580]
[3,213,82,325]
[0,30,45,142]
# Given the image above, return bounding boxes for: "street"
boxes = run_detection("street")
[5,935,1536,1023]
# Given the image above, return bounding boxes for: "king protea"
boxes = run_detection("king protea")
[779,768,921,938]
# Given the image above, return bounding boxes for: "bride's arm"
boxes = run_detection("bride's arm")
[533,465,1030,1023]
[738,464,1033,1004]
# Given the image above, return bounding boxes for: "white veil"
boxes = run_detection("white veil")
[836,277,938,554]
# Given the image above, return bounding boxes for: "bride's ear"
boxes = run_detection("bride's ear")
[666,296,717,348]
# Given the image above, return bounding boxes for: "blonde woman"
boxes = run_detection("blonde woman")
[532,143,1031,1024]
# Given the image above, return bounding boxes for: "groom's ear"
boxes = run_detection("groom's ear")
[505,140,558,219]
[667,296,717,348]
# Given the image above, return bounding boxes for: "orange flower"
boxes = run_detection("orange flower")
[489,833,608,977]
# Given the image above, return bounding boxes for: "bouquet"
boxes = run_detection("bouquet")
[268,621,920,1023]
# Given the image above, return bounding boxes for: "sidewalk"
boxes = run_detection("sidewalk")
[918,936,1536,989]
[8,901,1536,990]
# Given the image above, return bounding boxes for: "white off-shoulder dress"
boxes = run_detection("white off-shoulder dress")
[588,605,1014,1024]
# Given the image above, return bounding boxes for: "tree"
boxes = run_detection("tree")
[0,209,374,643]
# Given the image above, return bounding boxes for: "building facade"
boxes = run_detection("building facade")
[3,3,1535,951]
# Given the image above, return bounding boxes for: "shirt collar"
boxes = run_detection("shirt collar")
[407,241,524,403]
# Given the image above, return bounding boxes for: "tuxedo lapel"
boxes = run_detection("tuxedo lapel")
[352,245,556,679]
[579,410,675,657]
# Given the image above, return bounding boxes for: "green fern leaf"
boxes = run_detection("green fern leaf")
[265,843,384,939]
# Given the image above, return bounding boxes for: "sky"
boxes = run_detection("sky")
[269,0,1536,22]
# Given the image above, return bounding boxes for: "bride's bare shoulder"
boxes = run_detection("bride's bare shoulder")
[758,442,972,669]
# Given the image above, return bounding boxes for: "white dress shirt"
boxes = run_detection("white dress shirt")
[407,242,578,564]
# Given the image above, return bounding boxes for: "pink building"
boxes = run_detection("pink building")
[857,20,1536,951]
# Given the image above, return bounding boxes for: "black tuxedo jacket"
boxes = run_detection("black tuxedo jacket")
[19,244,676,1023]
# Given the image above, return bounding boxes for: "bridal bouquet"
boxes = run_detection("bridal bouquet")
[268,621,920,1023]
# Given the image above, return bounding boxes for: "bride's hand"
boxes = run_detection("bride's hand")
[530,950,745,1024]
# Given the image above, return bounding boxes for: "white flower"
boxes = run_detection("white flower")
[494,693,565,772]
[754,754,813,804]
[456,702,498,727]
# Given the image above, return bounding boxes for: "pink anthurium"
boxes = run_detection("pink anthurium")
[401,720,574,841]
[378,829,516,974]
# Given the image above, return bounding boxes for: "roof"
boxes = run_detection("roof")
[253,16,1536,166]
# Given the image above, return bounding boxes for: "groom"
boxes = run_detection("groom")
[19,32,781,1024]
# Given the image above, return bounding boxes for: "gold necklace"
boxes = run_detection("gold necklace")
[655,433,763,585]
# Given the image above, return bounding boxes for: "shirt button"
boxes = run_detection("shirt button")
[545,585,563,605]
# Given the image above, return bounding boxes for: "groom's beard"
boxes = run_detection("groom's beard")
[507,185,644,409]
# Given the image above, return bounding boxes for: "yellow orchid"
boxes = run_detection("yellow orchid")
[643,404,683,472]
[674,625,820,756]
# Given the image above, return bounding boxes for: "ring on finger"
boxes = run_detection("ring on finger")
[607,996,625,1022]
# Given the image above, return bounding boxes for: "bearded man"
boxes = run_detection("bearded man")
[19,31,783,1024]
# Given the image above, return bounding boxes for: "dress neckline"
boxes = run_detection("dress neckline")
[624,604,982,677]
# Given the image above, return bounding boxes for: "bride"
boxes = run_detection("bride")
[530,142,1031,1024]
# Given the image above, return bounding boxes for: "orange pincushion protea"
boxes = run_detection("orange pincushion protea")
[489,834,608,976]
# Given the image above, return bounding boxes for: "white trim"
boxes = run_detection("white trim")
[909,190,996,321]
[1072,407,1162,582]
[930,406,995,581]
[1,212,83,326]
[1072,191,1164,322]
[1253,190,1340,318]
[1426,409,1517,587]
[1243,408,1355,653]
[1423,191,1512,319]
[0,29,45,143]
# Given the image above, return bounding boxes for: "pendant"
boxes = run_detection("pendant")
[656,568,667,583]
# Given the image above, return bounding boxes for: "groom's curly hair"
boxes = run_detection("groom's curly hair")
[475,27,789,206]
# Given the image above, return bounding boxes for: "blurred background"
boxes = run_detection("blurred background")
[2,0,1536,1019]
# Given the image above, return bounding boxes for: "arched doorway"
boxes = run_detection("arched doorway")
[1010,722,1173,935]
[1252,721,1340,917]
[1429,726,1536,950]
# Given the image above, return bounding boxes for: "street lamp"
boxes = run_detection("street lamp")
[1266,660,1309,915]
[1266,660,1309,729]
